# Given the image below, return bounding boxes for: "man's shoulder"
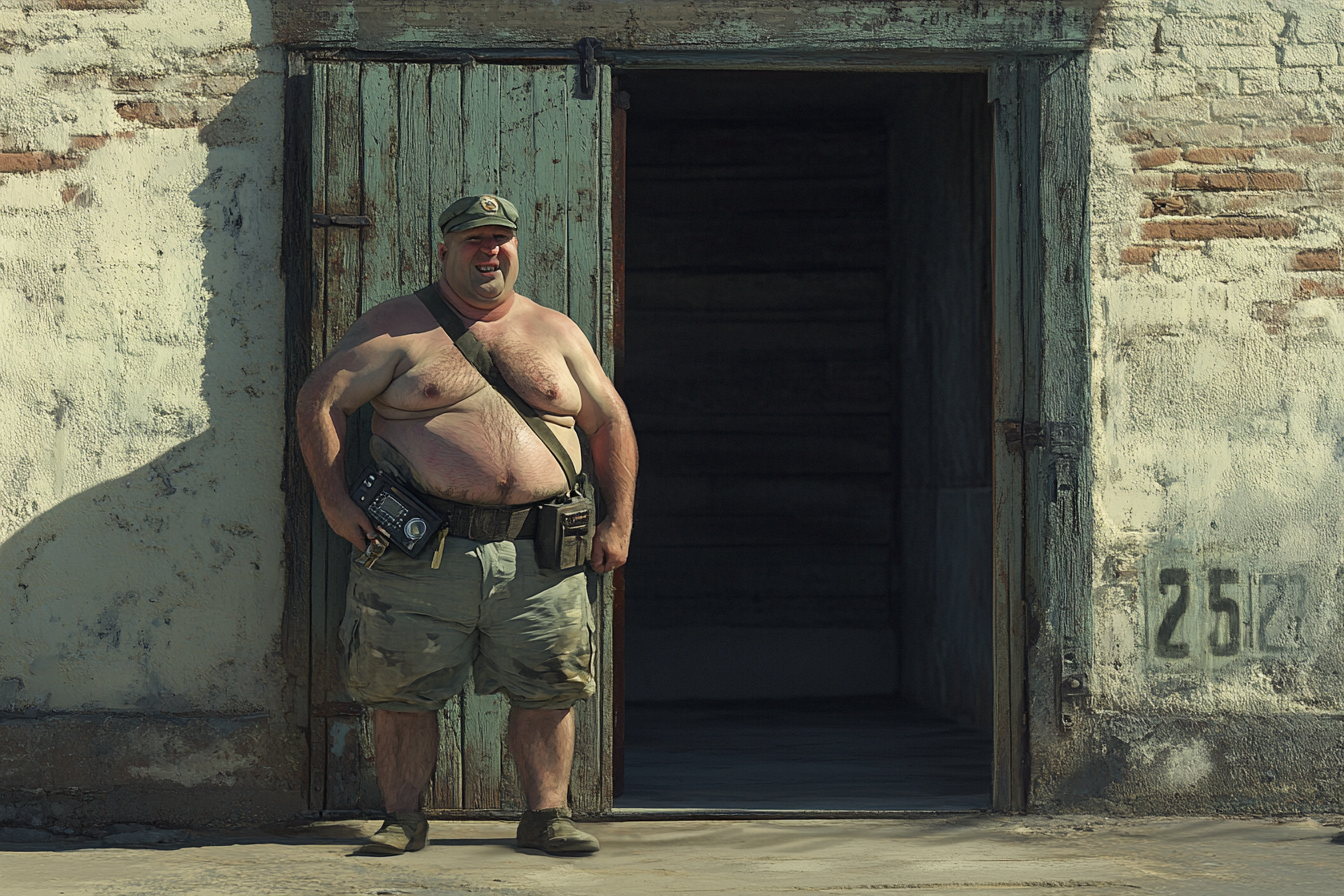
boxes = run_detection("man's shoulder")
[351,292,437,338]
[514,295,582,338]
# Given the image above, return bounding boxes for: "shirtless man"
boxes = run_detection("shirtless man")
[296,194,636,856]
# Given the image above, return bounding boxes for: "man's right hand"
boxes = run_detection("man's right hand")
[324,498,379,549]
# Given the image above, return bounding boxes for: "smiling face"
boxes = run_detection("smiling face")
[437,224,520,309]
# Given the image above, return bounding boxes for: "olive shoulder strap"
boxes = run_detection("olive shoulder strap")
[413,285,578,491]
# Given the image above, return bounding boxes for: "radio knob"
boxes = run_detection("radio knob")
[404,518,427,541]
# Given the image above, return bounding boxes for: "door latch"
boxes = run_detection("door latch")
[312,214,372,228]
[1002,420,1045,455]
[577,37,601,100]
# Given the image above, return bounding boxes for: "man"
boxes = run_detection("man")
[296,194,636,857]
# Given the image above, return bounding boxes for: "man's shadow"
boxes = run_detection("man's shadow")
[0,1,307,834]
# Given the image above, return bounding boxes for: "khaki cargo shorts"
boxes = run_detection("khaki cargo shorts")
[341,536,595,712]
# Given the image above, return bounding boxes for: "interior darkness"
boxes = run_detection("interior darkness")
[616,71,994,809]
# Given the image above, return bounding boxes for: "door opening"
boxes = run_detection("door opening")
[615,70,996,810]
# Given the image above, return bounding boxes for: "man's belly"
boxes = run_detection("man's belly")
[371,391,579,505]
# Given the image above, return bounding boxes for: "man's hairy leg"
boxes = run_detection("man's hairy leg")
[374,709,439,813]
[508,707,574,809]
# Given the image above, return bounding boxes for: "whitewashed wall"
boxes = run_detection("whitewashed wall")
[0,0,300,826]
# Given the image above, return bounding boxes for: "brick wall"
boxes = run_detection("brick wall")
[1074,0,1344,812]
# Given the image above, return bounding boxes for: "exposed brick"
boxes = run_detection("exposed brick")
[1146,217,1299,240]
[1291,249,1341,272]
[1248,171,1304,191]
[60,185,82,203]
[111,74,164,92]
[1138,199,1156,218]
[115,101,198,128]
[0,152,50,174]
[1151,195,1188,216]
[57,0,145,7]
[0,152,78,174]
[1134,147,1181,169]
[1252,301,1292,334]
[1175,172,1249,191]
[1183,147,1256,165]
[1132,171,1174,192]
[1258,220,1299,239]
[1121,246,1160,265]
[69,135,108,152]
[1292,126,1335,144]
[1297,278,1344,298]
[1215,194,1276,214]
[1121,128,1154,145]
[1172,171,1303,192]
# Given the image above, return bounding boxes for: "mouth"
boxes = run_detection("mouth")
[475,264,500,275]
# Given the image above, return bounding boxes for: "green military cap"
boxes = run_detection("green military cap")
[437,194,520,233]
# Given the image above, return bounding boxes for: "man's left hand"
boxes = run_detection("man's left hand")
[589,518,630,573]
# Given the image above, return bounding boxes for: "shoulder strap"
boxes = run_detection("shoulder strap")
[414,285,577,490]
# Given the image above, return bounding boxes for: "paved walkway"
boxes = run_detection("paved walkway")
[3,814,1342,895]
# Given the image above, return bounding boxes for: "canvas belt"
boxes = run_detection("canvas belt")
[417,491,543,542]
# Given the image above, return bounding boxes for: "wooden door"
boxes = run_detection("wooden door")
[306,60,615,815]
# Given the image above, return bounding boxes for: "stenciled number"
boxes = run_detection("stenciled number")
[1207,568,1240,656]
[1155,567,1241,659]
[1156,568,1191,658]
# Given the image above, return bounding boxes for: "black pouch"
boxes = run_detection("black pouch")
[535,489,594,571]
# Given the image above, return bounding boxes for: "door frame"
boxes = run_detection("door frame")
[281,48,1092,815]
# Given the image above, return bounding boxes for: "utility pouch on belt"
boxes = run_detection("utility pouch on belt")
[414,286,593,570]
[535,480,595,571]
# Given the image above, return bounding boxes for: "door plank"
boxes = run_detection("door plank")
[428,65,464,259]
[360,63,400,309]
[396,64,432,294]
[462,64,501,195]
[500,66,570,313]
[567,65,605,349]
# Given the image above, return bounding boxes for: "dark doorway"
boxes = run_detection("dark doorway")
[615,71,995,810]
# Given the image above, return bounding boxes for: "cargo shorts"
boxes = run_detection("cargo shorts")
[340,535,595,712]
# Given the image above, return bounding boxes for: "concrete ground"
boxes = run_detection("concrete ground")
[2,814,1342,895]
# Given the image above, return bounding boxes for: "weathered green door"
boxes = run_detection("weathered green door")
[306,61,615,815]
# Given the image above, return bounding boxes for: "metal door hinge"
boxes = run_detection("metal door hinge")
[1002,420,1046,455]
[312,214,371,228]
[577,37,601,100]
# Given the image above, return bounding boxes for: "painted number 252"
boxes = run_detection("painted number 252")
[1155,567,1241,658]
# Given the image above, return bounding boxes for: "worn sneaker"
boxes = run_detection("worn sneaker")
[516,807,600,855]
[354,811,428,856]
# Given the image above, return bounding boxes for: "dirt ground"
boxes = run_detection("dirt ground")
[2,814,1341,895]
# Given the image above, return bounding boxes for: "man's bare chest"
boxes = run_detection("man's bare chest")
[379,330,580,417]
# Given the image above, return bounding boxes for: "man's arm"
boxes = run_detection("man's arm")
[296,311,408,548]
[566,325,638,574]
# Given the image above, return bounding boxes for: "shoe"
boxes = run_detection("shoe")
[516,807,600,855]
[354,811,428,856]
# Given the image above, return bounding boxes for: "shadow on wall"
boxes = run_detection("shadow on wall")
[0,1,305,828]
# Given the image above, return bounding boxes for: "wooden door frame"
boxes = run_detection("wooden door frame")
[281,49,1092,815]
